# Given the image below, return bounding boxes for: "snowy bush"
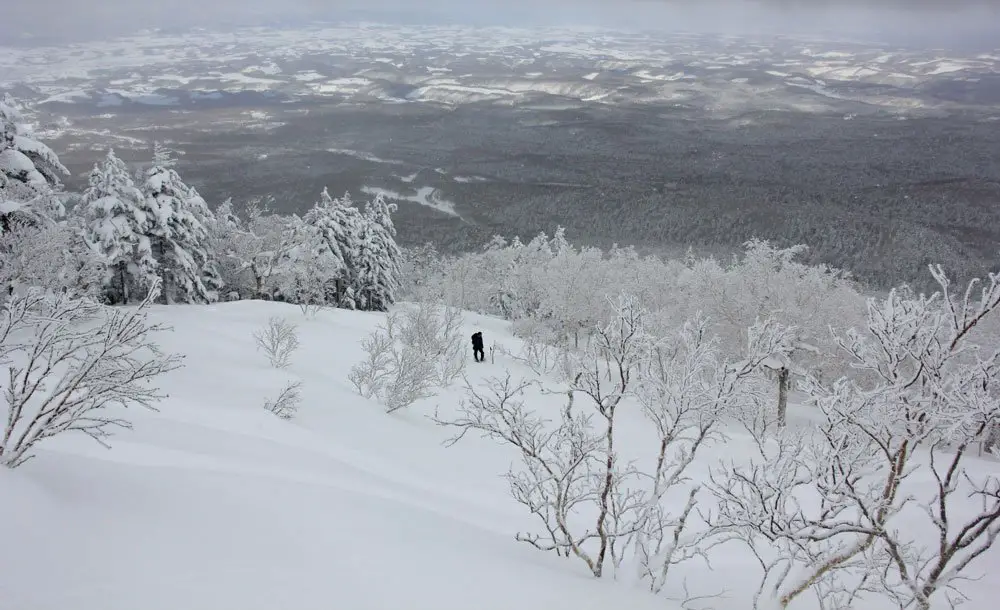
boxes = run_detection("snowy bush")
[0,282,182,468]
[503,317,575,379]
[347,305,459,412]
[263,380,303,420]
[253,316,299,369]
[399,301,466,387]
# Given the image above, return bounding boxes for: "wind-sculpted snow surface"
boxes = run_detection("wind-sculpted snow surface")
[1,299,998,609]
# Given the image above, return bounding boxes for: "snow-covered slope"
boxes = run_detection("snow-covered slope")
[0,302,673,610]
[2,301,999,609]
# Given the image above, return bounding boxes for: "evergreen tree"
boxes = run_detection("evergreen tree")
[140,145,221,304]
[76,149,156,303]
[355,193,402,312]
[303,187,362,307]
[0,94,68,189]
[0,94,69,234]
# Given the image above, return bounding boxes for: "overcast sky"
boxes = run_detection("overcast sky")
[2,0,998,48]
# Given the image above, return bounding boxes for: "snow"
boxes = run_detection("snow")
[292,71,326,82]
[326,148,405,166]
[0,303,663,610]
[1,301,998,609]
[37,88,92,105]
[926,61,971,75]
[0,148,46,185]
[0,199,23,214]
[805,65,880,80]
[361,185,461,218]
[3,24,997,118]
[309,77,376,95]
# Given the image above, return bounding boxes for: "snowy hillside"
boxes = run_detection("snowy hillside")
[2,300,999,610]
[0,301,671,610]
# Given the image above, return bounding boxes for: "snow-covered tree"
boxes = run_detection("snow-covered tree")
[302,188,361,308]
[275,213,344,309]
[355,193,402,312]
[0,219,106,300]
[708,265,1000,610]
[0,94,68,189]
[139,145,221,304]
[399,242,446,302]
[75,149,156,303]
[205,197,305,300]
[0,281,182,468]
[1,94,69,234]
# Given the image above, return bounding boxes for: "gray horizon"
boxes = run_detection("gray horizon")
[1,0,998,48]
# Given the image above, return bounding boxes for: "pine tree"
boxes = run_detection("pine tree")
[140,145,221,304]
[0,94,69,234]
[303,187,362,308]
[0,94,68,189]
[355,193,402,312]
[76,149,156,303]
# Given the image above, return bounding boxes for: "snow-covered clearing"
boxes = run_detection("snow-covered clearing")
[1,300,999,609]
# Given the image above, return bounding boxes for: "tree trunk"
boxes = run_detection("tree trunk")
[777,366,789,428]
[118,262,129,304]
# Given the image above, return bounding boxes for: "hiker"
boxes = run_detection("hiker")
[471,331,485,363]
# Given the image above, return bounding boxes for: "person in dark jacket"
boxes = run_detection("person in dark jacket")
[471,331,485,363]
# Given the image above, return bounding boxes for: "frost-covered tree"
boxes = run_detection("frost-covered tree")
[139,145,221,304]
[0,94,69,234]
[0,94,68,189]
[399,242,446,301]
[0,219,106,300]
[0,281,182,468]
[302,188,361,307]
[708,265,1000,610]
[75,149,156,303]
[355,194,402,312]
[275,213,345,309]
[680,240,864,378]
[205,197,306,300]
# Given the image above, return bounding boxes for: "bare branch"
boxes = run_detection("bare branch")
[1,282,183,468]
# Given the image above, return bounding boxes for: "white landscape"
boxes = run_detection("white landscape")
[3,25,1000,610]
[0,301,675,610]
[1,23,997,120]
[2,285,1000,610]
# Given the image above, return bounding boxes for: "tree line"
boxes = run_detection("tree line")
[0,93,403,312]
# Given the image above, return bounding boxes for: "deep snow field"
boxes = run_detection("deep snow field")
[1,301,998,610]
